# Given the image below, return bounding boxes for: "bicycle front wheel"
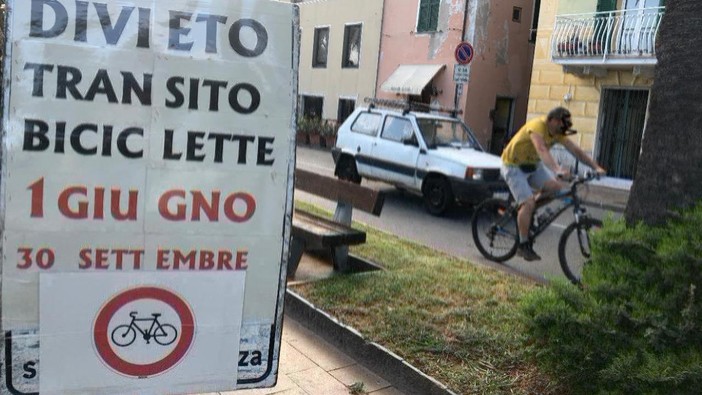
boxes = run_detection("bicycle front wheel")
[558,218,603,284]
[471,198,519,262]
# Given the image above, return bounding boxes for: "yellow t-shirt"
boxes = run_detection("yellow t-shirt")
[501,116,567,165]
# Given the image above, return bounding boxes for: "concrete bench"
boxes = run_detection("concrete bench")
[288,169,385,277]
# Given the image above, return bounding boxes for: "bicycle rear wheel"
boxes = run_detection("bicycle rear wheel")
[471,198,519,262]
[558,218,603,284]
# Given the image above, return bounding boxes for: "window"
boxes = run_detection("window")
[381,116,413,143]
[529,0,541,43]
[350,112,381,136]
[312,27,328,68]
[300,95,323,119]
[417,0,440,33]
[513,7,522,22]
[337,99,355,124]
[342,24,362,68]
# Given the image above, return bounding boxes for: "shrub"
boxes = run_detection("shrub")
[521,203,702,395]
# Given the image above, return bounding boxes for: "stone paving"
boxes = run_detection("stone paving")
[200,253,406,395]
[229,317,401,395]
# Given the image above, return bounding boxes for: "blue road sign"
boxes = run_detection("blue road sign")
[454,42,474,65]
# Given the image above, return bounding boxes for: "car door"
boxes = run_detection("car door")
[369,115,422,188]
[344,110,383,177]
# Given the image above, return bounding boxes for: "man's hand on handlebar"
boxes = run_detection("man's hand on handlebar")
[594,165,606,177]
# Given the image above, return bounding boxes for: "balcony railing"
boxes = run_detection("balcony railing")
[552,7,665,66]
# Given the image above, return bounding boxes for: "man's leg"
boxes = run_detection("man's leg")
[517,196,536,243]
[501,165,541,261]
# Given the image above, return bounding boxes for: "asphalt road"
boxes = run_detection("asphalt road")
[294,146,620,284]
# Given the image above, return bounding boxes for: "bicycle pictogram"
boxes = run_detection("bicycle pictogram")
[111,311,178,347]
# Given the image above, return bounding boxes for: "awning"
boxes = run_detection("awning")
[380,64,446,95]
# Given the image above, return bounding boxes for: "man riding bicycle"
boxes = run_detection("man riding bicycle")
[501,107,606,261]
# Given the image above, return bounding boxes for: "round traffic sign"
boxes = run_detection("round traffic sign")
[93,287,195,378]
[454,42,474,65]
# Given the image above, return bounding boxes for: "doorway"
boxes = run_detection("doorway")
[596,88,649,179]
[489,97,514,155]
[621,0,665,55]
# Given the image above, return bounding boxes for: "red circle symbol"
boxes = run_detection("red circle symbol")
[93,287,195,377]
[454,42,474,65]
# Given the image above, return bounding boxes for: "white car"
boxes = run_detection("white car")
[331,104,508,215]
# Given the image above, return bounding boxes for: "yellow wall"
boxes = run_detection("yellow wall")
[528,0,654,154]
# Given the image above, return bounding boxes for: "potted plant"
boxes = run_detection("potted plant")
[296,116,310,145]
[306,117,323,147]
[319,120,337,149]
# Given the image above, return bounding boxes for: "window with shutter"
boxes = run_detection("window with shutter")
[417,0,440,33]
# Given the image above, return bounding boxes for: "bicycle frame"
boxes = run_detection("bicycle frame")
[127,313,164,340]
[496,173,595,242]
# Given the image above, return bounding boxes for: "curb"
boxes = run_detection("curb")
[284,289,458,395]
[582,200,626,213]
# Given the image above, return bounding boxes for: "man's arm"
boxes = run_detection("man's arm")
[561,138,606,174]
[530,132,563,174]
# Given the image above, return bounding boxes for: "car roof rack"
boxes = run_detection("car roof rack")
[363,97,462,117]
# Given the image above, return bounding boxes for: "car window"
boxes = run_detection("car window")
[350,112,382,136]
[416,118,482,150]
[381,116,413,143]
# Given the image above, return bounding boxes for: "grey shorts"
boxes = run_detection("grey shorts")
[501,162,556,205]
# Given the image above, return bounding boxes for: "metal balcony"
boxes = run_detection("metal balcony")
[551,7,665,69]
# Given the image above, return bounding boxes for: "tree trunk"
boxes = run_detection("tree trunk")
[625,0,702,225]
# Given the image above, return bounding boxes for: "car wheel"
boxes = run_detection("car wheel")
[336,156,361,184]
[423,176,453,216]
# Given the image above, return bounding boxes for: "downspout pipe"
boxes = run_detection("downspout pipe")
[462,0,469,41]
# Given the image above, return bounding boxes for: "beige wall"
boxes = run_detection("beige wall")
[558,0,598,14]
[297,0,383,120]
[528,0,653,154]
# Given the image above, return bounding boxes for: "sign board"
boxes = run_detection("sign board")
[454,41,474,65]
[453,64,469,83]
[0,1,298,394]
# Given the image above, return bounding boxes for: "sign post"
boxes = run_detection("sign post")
[1,1,298,393]
[453,41,474,113]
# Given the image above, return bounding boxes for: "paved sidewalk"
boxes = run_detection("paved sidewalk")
[226,316,402,395]
[196,253,406,395]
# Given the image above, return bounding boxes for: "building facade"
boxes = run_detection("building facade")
[295,0,384,125]
[529,0,665,188]
[376,0,538,154]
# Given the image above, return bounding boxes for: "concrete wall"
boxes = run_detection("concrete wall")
[376,0,535,148]
[462,0,536,146]
[375,0,465,107]
[297,0,383,120]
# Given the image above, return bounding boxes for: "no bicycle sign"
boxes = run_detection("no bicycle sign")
[0,0,299,394]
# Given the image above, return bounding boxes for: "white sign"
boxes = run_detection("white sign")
[456,83,464,99]
[453,64,469,83]
[1,0,298,393]
[40,272,245,394]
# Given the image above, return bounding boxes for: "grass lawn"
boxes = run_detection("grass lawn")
[288,202,565,394]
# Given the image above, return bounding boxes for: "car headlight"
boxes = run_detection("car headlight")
[465,168,483,181]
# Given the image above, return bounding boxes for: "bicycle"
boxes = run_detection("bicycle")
[110,311,178,347]
[471,170,603,284]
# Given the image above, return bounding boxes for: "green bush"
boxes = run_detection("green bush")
[521,203,702,395]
